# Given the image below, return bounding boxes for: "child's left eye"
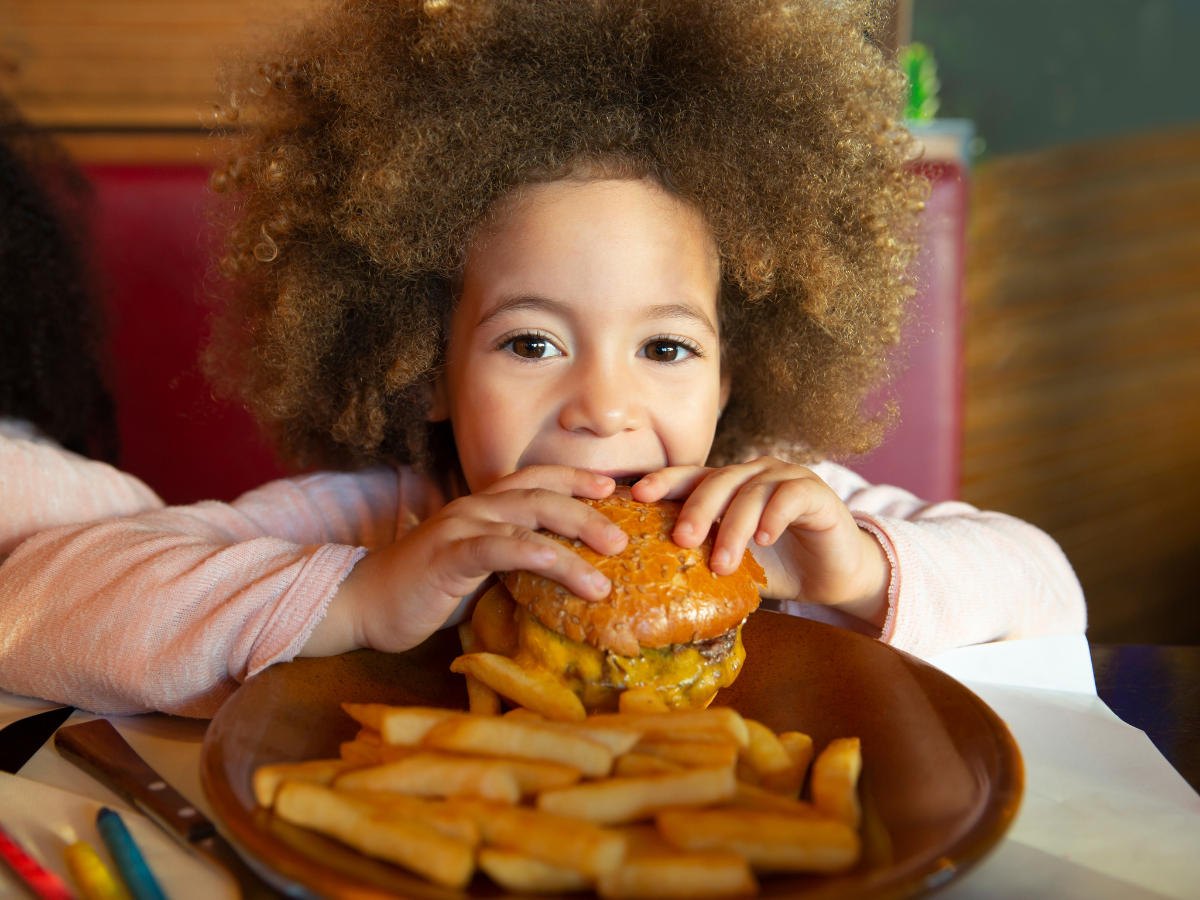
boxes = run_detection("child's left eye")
[640,339,697,363]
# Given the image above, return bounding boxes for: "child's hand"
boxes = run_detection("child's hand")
[631,459,890,628]
[302,466,626,656]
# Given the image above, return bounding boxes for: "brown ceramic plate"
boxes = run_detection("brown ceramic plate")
[201,610,1022,900]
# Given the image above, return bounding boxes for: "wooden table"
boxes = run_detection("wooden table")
[1092,644,1200,792]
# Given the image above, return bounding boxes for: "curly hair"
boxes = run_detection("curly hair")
[0,96,118,462]
[208,0,924,474]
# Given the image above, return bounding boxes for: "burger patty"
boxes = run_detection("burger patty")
[690,626,740,665]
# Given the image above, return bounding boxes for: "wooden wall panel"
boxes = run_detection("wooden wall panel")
[963,127,1200,643]
[0,0,316,133]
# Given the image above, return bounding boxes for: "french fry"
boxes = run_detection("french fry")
[340,739,420,766]
[478,848,591,894]
[356,727,382,744]
[338,790,481,845]
[657,808,860,874]
[456,800,626,878]
[340,739,383,766]
[341,703,391,733]
[273,782,475,888]
[767,731,813,796]
[253,759,359,808]
[779,731,814,770]
[619,688,669,714]
[360,752,579,796]
[810,737,862,828]
[342,703,458,746]
[459,622,504,715]
[334,753,524,804]
[538,766,736,825]
[741,720,807,796]
[505,708,642,755]
[598,826,756,899]
[614,753,684,778]
[636,739,739,769]
[466,677,503,716]
[728,781,822,818]
[587,709,750,748]
[423,714,613,777]
[451,652,586,722]
[471,582,520,656]
[742,721,791,775]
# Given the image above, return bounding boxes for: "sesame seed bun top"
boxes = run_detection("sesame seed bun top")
[502,489,766,656]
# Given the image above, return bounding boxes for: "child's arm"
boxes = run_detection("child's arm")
[0,465,620,715]
[633,458,1085,658]
[1,429,164,556]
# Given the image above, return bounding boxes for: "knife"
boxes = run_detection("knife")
[0,706,75,774]
[54,720,284,900]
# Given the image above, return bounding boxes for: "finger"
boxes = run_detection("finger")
[446,530,612,601]
[630,466,711,503]
[711,479,779,574]
[478,488,629,556]
[482,465,615,500]
[672,460,775,548]
[755,477,828,545]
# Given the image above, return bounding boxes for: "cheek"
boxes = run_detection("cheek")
[448,357,542,485]
[652,368,724,464]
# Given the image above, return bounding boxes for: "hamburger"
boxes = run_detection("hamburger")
[468,490,766,712]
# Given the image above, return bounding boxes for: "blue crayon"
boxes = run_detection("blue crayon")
[95,808,168,900]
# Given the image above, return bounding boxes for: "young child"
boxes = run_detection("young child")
[0,0,1083,716]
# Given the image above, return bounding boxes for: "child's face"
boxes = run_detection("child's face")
[438,178,727,492]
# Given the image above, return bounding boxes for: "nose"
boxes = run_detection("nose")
[558,358,642,437]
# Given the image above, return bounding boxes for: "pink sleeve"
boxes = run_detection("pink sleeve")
[810,461,1087,658]
[0,431,164,555]
[0,467,431,717]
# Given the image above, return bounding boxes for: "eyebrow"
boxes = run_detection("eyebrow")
[477,295,718,338]
[640,302,718,339]
[476,295,572,330]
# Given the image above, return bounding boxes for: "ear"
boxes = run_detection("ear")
[718,369,731,417]
[425,372,450,422]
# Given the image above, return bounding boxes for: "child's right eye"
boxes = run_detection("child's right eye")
[501,334,564,359]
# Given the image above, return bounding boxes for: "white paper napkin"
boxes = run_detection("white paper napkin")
[927,636,1200,900]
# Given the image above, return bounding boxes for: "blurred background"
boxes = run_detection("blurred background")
[1,0,1197,645]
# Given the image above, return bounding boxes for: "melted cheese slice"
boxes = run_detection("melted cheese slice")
[513,607,745,711]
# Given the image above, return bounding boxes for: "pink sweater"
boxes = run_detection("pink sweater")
[0,428,1085,717]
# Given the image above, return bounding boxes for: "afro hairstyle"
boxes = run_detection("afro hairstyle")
[208,0,925,475]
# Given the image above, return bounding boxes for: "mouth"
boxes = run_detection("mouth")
[590,472,647,488]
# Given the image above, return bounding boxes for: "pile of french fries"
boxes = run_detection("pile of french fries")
[254,700,865,897]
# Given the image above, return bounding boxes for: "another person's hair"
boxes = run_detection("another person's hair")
[0,96,117,461]
[209,0,924,473]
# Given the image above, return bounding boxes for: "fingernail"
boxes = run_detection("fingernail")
[593,473,614,485]
[712,548,731,569]
[590,571,610,592]
[533,547,556,565]
[756,530,770,545]
[675,521,694,538]
[605,524,626,543]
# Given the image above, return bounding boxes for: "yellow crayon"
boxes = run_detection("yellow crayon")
[64,841,132,900]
